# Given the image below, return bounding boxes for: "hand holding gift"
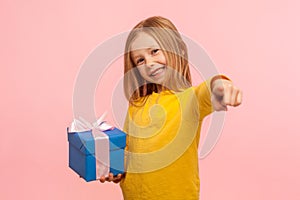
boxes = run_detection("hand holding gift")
[67,114,126,182]
[99,172,124,183]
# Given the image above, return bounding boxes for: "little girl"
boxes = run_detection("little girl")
[100,16,242,200]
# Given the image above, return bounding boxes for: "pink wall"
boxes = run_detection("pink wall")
[1,0,300,199]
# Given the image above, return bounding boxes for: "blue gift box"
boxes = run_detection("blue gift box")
[67,128,126,182]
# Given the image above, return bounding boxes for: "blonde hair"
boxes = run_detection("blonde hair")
[124,16,192,106]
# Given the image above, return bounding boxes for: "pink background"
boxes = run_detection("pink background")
[1,0,300,199]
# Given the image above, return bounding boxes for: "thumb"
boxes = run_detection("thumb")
[212,85,224,100]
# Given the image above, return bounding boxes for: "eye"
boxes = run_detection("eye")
[151,49,159,55]
[136,58,144,65]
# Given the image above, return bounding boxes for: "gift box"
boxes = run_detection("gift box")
[67,119,126,182]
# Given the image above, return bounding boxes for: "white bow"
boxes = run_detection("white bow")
[69,112,114,132]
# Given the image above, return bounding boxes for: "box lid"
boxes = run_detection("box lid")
[68,128,126,155]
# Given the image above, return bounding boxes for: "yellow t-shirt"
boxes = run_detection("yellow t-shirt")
[120,80,213,200]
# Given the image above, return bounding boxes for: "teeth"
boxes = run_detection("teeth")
[151,67,164,76]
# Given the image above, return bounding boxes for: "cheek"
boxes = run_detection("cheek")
[159,54,167,64]
[137,66,148,78]
[163,56,167,63]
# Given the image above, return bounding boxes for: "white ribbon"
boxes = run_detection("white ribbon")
[69,112,114,179]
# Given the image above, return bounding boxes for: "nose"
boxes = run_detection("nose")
[145,56,155,67]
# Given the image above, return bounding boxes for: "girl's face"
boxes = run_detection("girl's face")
[130,32,167,84]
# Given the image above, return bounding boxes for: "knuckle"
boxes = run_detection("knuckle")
[226,84,233,90]
[223,99,230,104]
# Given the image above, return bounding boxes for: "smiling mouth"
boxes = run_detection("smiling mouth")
[149,66,165,77]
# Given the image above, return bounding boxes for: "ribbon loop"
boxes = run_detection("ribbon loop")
[70,112,114,133]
